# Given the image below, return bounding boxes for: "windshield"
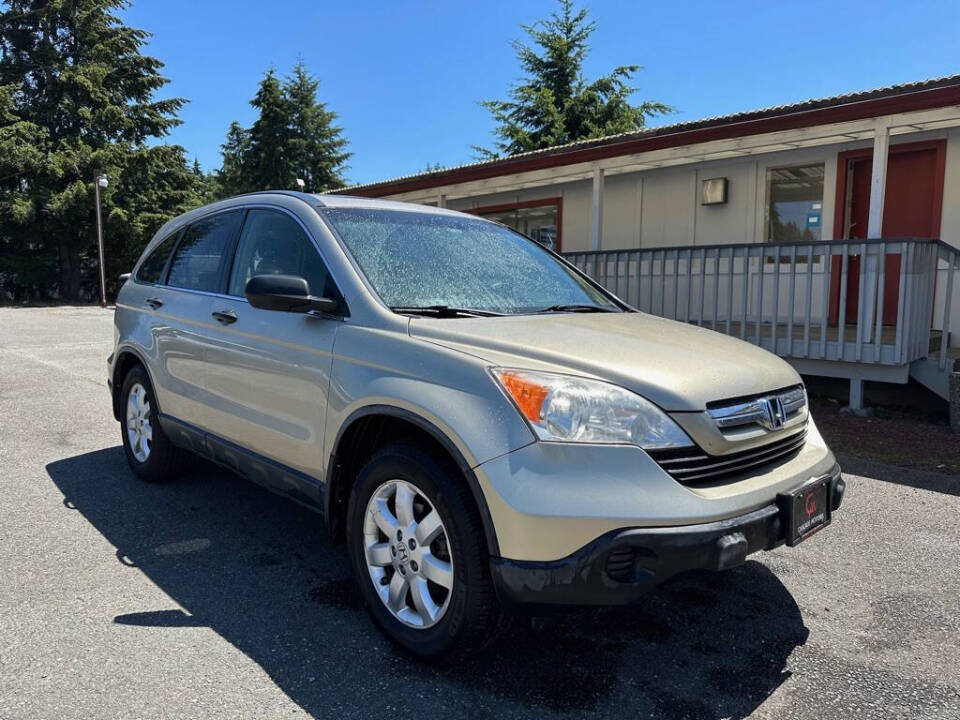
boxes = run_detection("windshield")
[322,208,621,315]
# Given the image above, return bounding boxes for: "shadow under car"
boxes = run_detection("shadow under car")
[47,447,810,719]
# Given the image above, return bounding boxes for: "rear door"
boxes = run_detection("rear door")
[156,209,244,433]
[121,228,184,412]
[200,207,343,504]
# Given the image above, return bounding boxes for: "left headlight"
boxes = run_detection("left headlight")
[491,368,693,450]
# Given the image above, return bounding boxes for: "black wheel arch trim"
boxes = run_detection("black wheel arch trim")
[111,346,161,422]
[326,404,501,556]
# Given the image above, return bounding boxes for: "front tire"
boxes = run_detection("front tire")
[346,443,506,657]
[119,366,185,482]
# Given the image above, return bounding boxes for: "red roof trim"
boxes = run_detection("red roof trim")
[343,83,960,198]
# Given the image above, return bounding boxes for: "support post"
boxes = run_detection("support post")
[950,360,960,434]
[437,193,447,209]
[867,121,890,238]
[862,121,890,341]
[849,377,865,411]
[590,166,604,251]
[94,172,107,308]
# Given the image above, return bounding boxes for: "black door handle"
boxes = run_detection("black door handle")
[212,309,238,325]
[145,297,163,309]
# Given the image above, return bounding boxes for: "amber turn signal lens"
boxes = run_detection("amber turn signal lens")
[495,370,549,422]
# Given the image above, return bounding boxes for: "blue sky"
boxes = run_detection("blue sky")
[122,0,960,186]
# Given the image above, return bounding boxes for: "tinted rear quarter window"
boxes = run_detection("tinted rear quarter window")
[166,211,242,293]
[136,231,180,284]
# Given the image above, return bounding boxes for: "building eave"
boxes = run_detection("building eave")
[333,74,960,198]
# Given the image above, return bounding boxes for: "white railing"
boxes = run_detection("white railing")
[934,240,960,370]
[566,239,957,369]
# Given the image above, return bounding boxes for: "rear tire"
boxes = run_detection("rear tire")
[119,365,186,482]
[346,442,507,657]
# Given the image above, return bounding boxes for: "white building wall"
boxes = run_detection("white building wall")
[934,128,960,346]
[694,162,758,246]
[447,146,844,252]
[561,181,591,251]
[637,168,695,248]
[599,174,641,250]
[440,131,956,254]
[939,127,960,250]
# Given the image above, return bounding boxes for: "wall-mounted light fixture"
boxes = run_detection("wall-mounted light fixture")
[701,177,728,205]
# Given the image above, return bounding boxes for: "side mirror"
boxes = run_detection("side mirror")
[245,274,338,315]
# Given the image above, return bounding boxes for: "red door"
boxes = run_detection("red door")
[828,140,946,325]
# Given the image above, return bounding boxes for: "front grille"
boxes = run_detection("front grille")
[707,385,807,433]
[648,429,807,485]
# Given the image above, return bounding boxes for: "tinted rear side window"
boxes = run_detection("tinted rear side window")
[136,231,179,284]
[166,211,242,293]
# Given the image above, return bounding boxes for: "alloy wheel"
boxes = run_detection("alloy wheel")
[363,479,455,629]
[125,382,152,463]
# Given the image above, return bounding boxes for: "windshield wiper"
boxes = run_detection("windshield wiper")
[532,304,618,314]
[389,305,505,318]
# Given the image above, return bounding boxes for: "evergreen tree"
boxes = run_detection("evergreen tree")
[105,144,200,288]
[0,0,199,302]
[0,83,47,298]
[245,69,290,191]
[478,0,671,158]
[284,60,349,192]
[215,62,350,196]
[216,120,251,196]
[191,157,220,204]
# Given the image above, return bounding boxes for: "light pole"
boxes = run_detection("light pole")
[94,172,108,307]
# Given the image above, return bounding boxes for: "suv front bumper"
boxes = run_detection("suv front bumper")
[490,464,843,609]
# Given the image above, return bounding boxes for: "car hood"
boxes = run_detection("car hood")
[409,312,801,412]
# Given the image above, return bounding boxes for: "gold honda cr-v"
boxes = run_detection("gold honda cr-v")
[108,191,843,657]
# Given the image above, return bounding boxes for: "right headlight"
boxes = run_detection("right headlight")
[491,368,693,450]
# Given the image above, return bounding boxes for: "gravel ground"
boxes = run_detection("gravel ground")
[1,306,958,720]
[811,401,960,474]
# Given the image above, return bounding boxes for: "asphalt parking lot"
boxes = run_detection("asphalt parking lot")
[1,306,958,720]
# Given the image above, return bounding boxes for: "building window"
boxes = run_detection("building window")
[474,200,561,252]
[765,164,824,243]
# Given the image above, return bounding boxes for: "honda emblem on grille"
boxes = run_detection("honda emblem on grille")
[761,396,786,430]
[708,387,804,432]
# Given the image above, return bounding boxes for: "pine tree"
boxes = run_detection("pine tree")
[214,62,350,196]
[0,83,47,298]
[105,145,200,287]
[0,0,199,302]
[245,69,290,191]
[478,0,671,158]
[284,60,350,192]
[216,121,251,196]
[191,157,219,206]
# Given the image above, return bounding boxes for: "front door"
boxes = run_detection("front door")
[829,140,946,325]
[200,207,343,505]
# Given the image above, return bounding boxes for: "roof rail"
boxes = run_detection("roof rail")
[231,190,327,206]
